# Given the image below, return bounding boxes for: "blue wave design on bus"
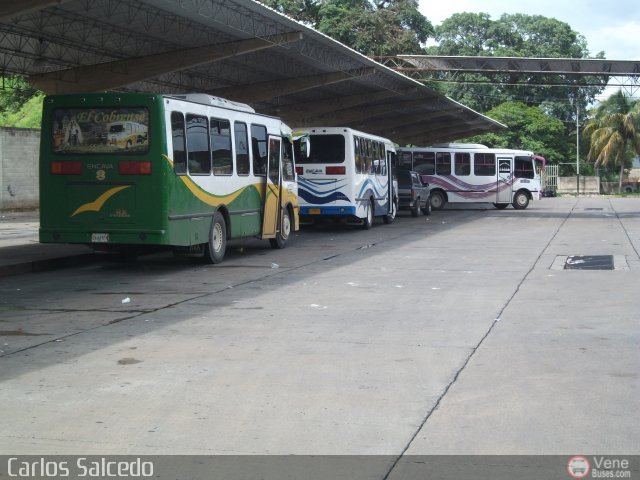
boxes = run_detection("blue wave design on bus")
[299,189,350,205]
[298,178,349,194]
[357,178,386,199]
[298,178,340,186]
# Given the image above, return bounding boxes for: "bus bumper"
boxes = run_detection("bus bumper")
[299,206,356,216]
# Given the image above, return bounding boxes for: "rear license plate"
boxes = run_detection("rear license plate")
[308,208,321,215]
[91,233,110,243]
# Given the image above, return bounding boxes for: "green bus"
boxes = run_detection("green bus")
[39,92,299,263]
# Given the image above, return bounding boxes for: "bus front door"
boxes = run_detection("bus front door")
[261,136,282,239]
[497,157,512,204]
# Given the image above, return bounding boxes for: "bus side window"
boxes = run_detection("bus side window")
[436,152,451,175]
[268,138,280,184]
[251,124,267,176]
[186,114,210,175]
[282,139,295,182]
[380,144,387,176]
[365,139,372,174]
[211,118,233,176]
[414,152,435,175]
[373,142,382,175]
[357,137,366,174]
[455,152,471,176]
[474,153,496,176]
[354,137,362,174]
[234,122,250,176]
[171,111,187,175]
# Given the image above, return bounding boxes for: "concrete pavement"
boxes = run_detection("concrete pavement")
[0,197,639,462]
[0,210,95,278]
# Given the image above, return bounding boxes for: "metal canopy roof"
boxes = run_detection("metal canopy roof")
[0,0,504,145]
[380,56,640,76]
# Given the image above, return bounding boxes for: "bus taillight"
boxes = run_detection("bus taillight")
[51,161,82,175]
[119,160,152,175]
[326,166,346,175]
[295,166,303,175]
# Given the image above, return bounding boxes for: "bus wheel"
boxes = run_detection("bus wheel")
[512,191,530,210]
[383,197,397,224]
[493,203,509,210]
[270,208,291,249]
[411,197,421,217]
[362,200,374,230]
[204,211,227,264]
[430,191,446,210]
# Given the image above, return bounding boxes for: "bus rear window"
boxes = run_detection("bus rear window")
[295,134,345,164]
[52,107,149,154]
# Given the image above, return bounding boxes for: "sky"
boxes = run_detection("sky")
[418,0,640,60]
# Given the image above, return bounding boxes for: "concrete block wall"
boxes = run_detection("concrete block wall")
[557,176,600,195]
[0,127,40,210]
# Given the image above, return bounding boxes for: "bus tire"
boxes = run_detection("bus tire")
[383,196,397,224]
[270,207,292,249]
[430,191,446,210]
[204,211,227,264]
[512,191,530,210]
[411,198,421,217]
[362,199,374,230]
[494,203,509,210]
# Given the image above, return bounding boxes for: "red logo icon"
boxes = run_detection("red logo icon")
[567,456,590,478]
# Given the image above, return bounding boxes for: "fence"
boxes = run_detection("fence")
[542,164,558,191]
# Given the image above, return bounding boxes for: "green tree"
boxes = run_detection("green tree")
[258,0,320,25]
[0,76,42,128]
[427,13,606,116]
[464,101,567,162]
[1,76,38,115]
[583,90,640,193]
[0,92,44,128]
[258,0,433,55]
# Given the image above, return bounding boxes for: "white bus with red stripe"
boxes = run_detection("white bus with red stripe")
[397,144,544,210]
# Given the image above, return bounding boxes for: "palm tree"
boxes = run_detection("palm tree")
[583,90,640,193]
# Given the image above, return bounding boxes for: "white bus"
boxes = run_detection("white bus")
[397,144,545,210]
[293,127,397,228]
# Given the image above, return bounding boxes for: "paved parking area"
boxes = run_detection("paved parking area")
[0,197,638,459]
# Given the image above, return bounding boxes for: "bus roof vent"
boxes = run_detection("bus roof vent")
[430,143,488,149]
[173,94,255,113]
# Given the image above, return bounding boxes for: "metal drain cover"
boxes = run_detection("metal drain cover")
[565,255,614,270]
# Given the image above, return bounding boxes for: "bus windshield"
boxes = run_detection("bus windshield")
[514,155,535,179]
[52,107,150,154]
[295,134,345,164]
